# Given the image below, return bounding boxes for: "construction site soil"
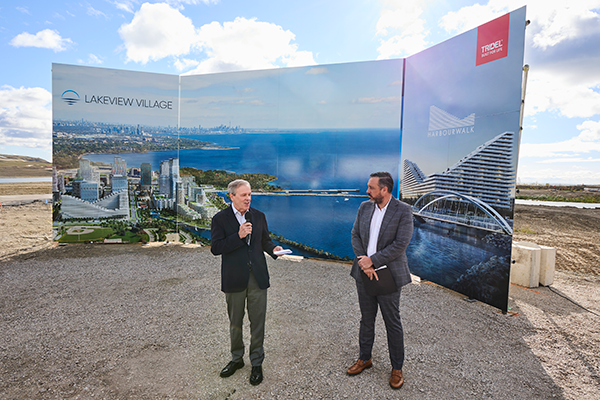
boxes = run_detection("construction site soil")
[1,185,599,399]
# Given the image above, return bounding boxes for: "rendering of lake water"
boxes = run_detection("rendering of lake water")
[86,129,511,307]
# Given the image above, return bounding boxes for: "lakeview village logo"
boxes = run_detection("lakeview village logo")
[427,105,475,137]
[61,90,80,106]
[84,95,173,109]
[60,89,173,110]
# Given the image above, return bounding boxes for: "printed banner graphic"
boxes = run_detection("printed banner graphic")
[476,13,510,66]
[52,7,526,312]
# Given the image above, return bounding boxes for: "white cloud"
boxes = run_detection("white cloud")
[529,1,600,50]
[576,120,600,141]
[77,54,104,65]
[438,2,600,121]
[87,6,108,19]
[536,157,600,163]
[377,33,428,59]
[119,4,314,73]
[281,50,316,68]
[186,17,315,74]
[376,2,429,59]
[112,1,135,14]
[519,120,600,158]
[439,1,507,34]
[439,1,600,49]
[167,0,220,5]
[518,118,600,181]
[111,0,216,14]
[520,140,600,158]
[376,5,426,36]
[517,164,600,184]
[16,7,31,15]
[174,58,200,71]
[9,29,73,52]
[0,86,52,151]
[525,70,600,118]
[118,3,199,64]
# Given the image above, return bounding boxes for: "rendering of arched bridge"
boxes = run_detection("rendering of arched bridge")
[412,190,513,235]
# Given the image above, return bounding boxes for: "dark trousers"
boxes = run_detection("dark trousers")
[355,279,404,370]
[225,271,267,367]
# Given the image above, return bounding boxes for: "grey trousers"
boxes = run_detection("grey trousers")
[355,279,404,370]
[225,271,267,367]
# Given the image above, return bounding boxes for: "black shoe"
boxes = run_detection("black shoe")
[220,360,244,378]
[250,366,263,386]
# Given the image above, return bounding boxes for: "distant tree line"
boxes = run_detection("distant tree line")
[180,167,280,191]
[516,184,600,203]
[516,184,596,191]
[53,136,209,169]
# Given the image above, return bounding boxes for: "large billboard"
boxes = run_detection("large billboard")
[401,8,526,311]
[52,7,526,312]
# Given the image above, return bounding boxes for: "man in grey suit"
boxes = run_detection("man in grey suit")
[347,171,414,390]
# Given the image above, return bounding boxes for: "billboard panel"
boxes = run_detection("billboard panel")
[52,7,526,311]
[400,7,526,311]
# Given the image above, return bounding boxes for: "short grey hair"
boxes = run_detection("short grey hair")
[228,179,251,195]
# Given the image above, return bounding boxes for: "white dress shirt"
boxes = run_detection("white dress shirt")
[233,206,247,225]
[367,198,390,269]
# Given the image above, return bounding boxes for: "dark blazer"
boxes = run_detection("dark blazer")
[350,196,414,288]
[211,206,278,293]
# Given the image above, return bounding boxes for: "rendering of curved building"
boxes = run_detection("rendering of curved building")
[402,131,516,209]
[61,190,129,219]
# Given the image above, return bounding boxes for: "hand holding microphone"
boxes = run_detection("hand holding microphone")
[244,211,252,245]
[238,211,252,243]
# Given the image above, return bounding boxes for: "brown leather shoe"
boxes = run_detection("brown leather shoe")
[390,369,404,389]
[347,359,372,375]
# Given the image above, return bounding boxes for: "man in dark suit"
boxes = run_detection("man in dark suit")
[211,179,283,386]
[347,171,414,389]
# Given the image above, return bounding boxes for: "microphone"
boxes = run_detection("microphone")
[245,211,252,246]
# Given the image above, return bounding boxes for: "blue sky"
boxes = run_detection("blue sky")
[1,0,600,184]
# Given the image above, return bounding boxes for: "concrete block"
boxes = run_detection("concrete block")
[539,245,556,286]
[511,241,541,288]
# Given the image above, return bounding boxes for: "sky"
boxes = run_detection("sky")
[1,0,600,184]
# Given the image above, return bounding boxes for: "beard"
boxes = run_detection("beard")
[368,193,384,205]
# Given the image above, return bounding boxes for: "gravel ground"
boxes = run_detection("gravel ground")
[1,241,599,399]
[1,199,599,399]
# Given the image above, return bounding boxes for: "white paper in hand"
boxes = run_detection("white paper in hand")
[274,249,292,255]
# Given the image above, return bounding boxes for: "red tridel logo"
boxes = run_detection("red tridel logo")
[476,13,510,66]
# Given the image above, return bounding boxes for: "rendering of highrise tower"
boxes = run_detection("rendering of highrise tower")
[402,131,516,209]
[158,158,180,200]
[112,156,127,176]
[141,163,152,190]
[79,158,93,181]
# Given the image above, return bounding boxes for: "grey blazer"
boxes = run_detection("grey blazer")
[350,196,414,288]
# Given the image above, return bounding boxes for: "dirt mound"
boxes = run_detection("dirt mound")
[513,204,600,276]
